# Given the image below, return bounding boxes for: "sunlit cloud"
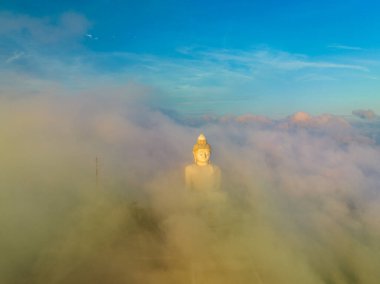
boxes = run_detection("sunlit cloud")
[1,91,380,283]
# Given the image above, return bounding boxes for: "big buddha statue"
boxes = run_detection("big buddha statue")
[185,134,221,192]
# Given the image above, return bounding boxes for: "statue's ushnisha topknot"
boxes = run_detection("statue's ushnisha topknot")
[193,133,211,153]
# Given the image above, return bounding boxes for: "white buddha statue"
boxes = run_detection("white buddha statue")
[185,134,221,192]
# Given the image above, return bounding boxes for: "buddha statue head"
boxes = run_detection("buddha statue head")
[193,133,211,166]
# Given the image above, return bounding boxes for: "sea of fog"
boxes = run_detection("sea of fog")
[1,93,379,284]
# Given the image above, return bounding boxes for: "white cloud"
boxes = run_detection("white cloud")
[0,11,90,45]
[0,13,378,117]
[352,109,377,120]
[86,33,99,40]
[328,44,363,51]
[5,51,25,63]
[200,49,369,71]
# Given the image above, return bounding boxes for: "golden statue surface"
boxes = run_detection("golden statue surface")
[185,134,221,192]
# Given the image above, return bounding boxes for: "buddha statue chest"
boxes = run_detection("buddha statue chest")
[185,164,221,192]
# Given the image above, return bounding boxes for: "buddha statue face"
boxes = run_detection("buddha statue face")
[195,148,211,166]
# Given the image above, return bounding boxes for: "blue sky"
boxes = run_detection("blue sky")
[1,0,380,117]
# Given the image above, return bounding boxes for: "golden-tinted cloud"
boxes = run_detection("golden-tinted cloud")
[1,90,380,283]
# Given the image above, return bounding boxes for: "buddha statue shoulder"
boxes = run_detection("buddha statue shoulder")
[185,134,221,192]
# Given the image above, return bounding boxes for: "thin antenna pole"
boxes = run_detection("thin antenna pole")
[96,156,99,187]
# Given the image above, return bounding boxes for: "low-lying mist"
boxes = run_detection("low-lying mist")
[1,91,379,284]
